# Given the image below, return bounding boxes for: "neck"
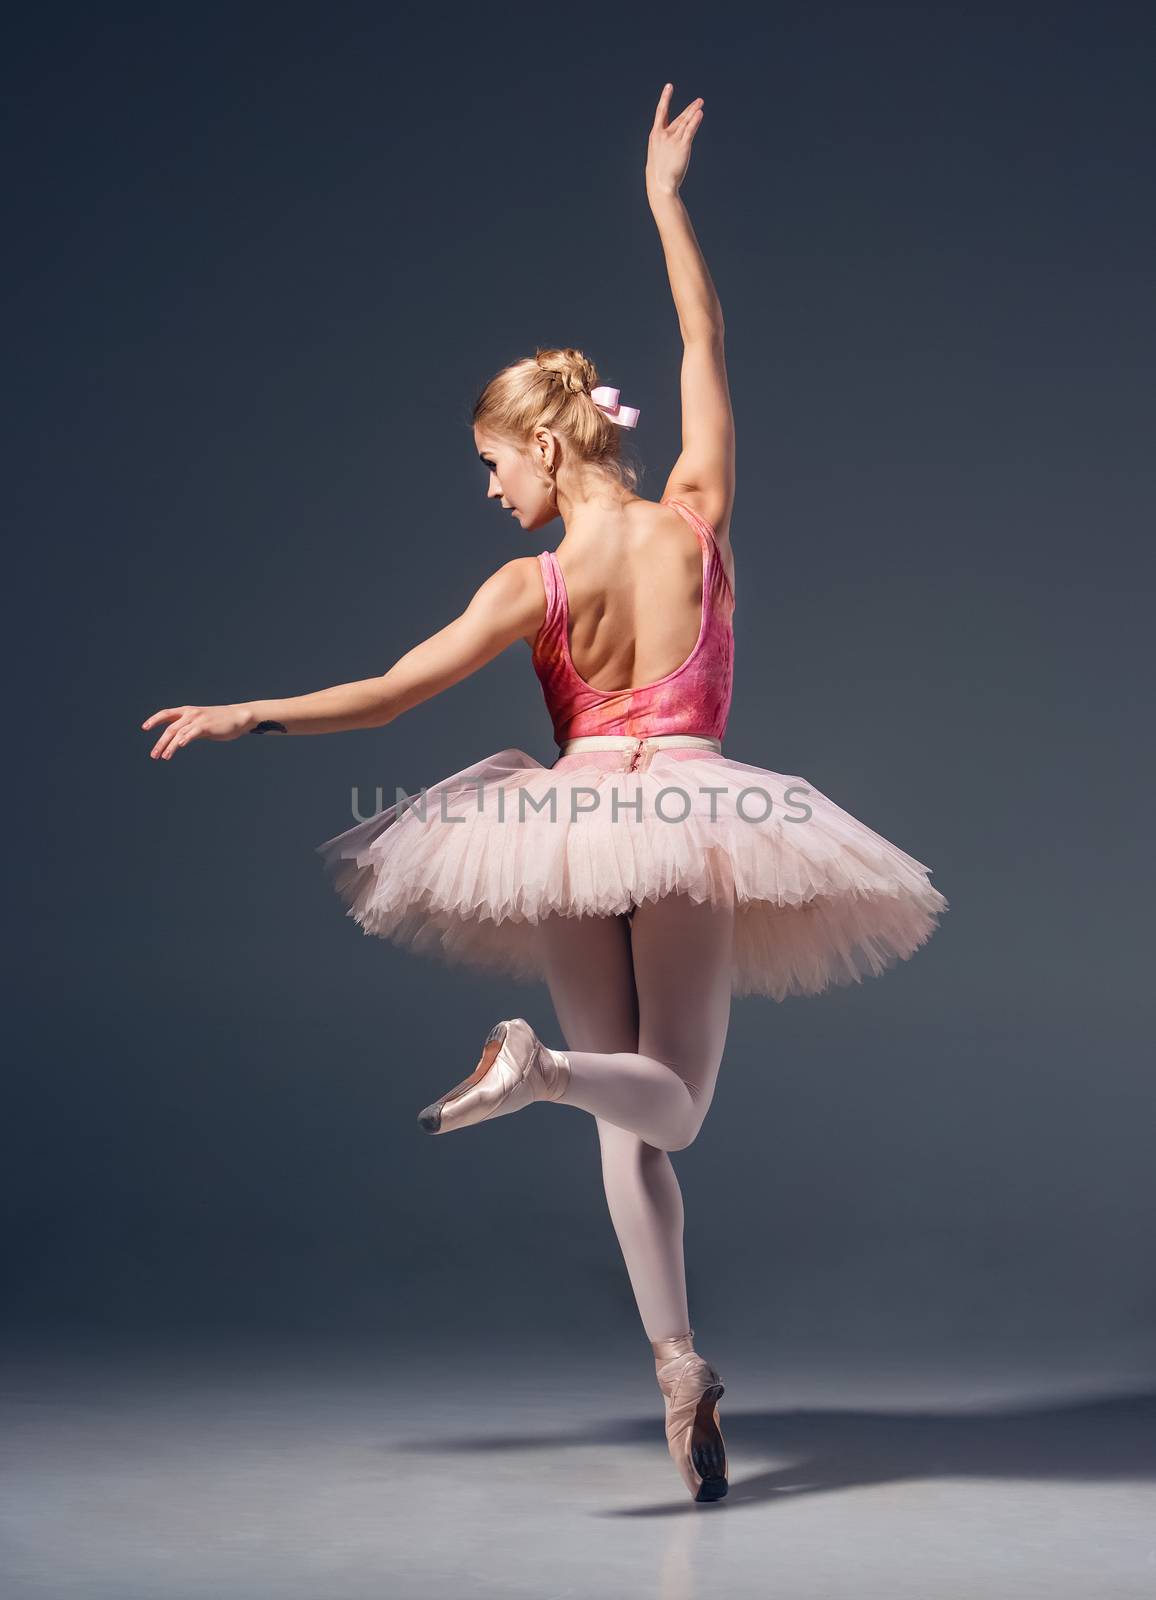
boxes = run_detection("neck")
[554,474,640,538]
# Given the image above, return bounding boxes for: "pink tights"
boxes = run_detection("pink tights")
[538,892,735,1342]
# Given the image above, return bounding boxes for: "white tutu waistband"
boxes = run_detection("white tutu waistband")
[560,734,722,752]
[558,734,722,770]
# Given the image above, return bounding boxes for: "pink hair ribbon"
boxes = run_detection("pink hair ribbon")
[590,385,640,428]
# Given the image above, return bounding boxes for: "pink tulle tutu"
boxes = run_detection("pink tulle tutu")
[315,743,948,1001]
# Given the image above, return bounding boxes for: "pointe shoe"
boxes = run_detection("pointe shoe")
[651,1329,728,1503]
[417,1018,571,1135]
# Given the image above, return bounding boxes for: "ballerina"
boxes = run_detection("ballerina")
[142,83,948,1504]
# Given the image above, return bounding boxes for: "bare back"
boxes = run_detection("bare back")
[525,497,735,695]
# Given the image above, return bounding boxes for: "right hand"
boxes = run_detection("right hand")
[646,83,705,196]
[142,702,256,760]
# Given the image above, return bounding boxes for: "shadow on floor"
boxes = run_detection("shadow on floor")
[399,1389,1156,1517]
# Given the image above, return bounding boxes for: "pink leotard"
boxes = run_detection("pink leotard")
[531,497,735,745]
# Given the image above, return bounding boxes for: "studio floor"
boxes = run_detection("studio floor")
[2,1337,1154,1600]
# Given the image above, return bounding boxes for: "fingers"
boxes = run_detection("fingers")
[652,84,704,139]
[669,97,704,135]
[144,706,183,759]
[651,82,673,130]
[149,710,201,759]
[151,718,187,759]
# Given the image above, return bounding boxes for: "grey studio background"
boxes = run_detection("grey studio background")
[4,5,1155,1599]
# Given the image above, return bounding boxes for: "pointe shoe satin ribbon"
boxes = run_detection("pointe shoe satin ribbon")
[418,1018,570,1135]
[651,1329,729,1503]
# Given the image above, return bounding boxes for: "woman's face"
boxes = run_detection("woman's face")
[474,426,558,533]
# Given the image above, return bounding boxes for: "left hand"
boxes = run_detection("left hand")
[142,703,255,759]
[645,83,705,196]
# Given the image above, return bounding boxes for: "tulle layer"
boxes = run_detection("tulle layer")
[314,745,948,1001]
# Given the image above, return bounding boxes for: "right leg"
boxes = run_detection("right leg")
[539,909,691,1341]
[540,898,733,1501]
[538,895,735,1339]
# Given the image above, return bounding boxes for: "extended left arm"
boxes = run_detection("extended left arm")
[245,558,544,734]
[143,558,545,757]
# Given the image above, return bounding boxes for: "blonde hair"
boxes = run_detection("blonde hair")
[471,345,641,493]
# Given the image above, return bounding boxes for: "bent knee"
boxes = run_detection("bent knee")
[662,1084,708,1152]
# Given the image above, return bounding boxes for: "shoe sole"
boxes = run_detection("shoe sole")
[418,1022,508,1134]
[691,1382,728,1502]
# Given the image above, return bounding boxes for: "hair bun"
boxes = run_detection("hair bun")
[536,346,595,397]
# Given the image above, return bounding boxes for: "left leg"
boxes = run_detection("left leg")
[549,892,736,1151]
[423,895,734,1150]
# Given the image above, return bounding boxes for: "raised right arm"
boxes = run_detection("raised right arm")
[645,85,736,544]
